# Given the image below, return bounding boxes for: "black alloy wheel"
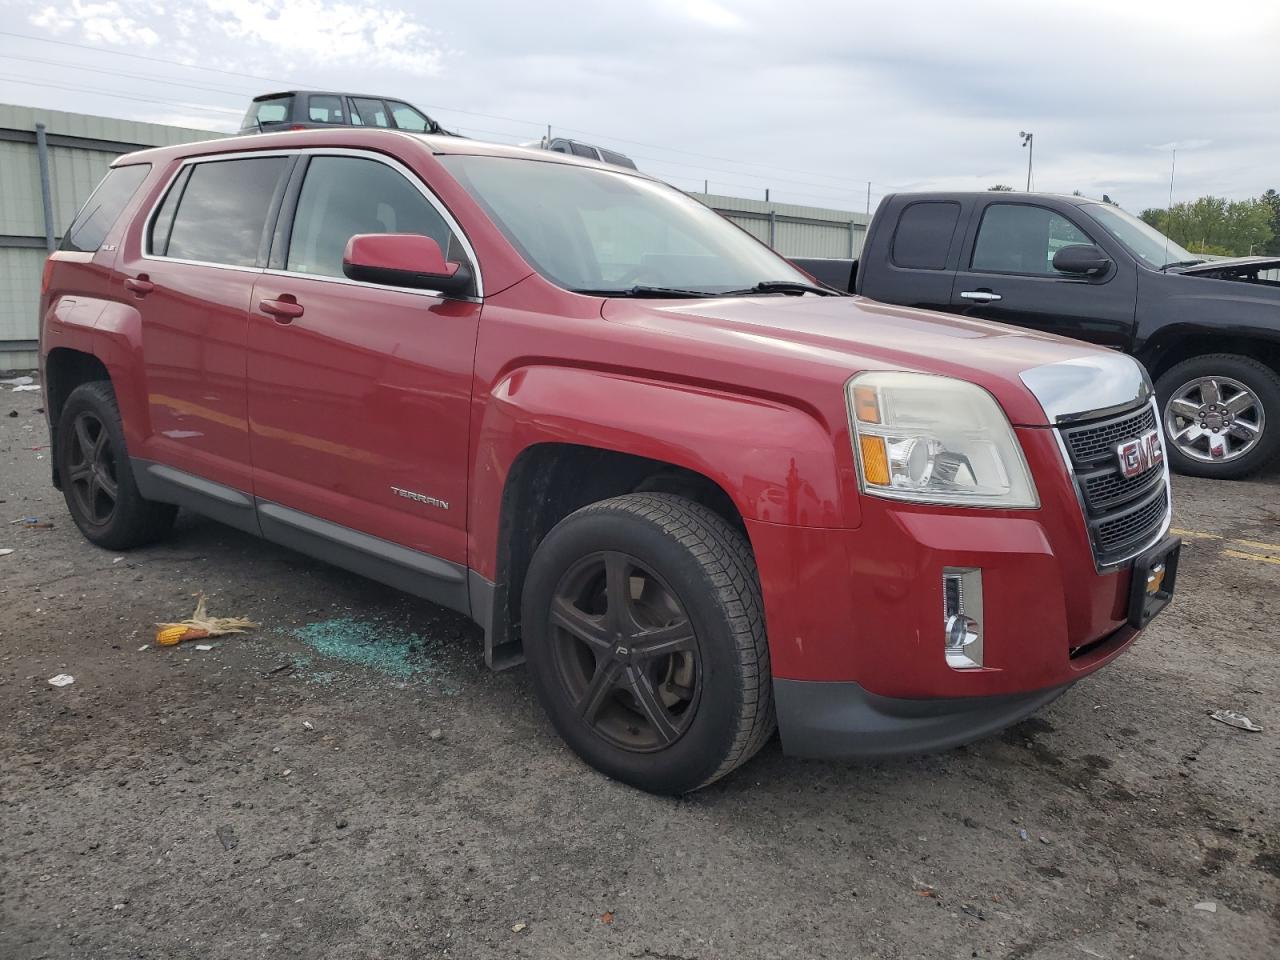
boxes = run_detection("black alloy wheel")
[522,493,775,795]
[64,409,119,528]
[548,550,702,752]
[56,381,177,549]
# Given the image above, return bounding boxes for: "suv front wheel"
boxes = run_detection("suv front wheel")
[521,493,775,795]
[1156,353,1280,479]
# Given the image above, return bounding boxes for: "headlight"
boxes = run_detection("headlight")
[847,371,1038,508]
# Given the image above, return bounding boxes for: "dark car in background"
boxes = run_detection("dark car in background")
[794,192,1280,479]
[240,91,457,136]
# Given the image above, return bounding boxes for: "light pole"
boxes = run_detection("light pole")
[1020,131,1034,191]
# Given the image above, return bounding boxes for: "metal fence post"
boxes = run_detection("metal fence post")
[35,122,56,253]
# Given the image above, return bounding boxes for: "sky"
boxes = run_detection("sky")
[1,0,1277,215]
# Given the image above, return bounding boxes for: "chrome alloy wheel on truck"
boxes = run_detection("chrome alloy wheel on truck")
[1163,376,1265,464]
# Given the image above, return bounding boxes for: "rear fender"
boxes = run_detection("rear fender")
[468,364,851,580]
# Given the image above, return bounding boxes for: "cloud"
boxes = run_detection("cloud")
[31,1,160,46]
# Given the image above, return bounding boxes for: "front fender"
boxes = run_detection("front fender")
[468,364,853,579]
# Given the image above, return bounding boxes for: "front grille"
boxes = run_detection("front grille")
[1056,402,1169,566]
[1062,405,1157,466]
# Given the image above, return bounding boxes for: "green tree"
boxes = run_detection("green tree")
[1262,188,1280,255]
[988,184,1014,191]
[1138,196,1274,257]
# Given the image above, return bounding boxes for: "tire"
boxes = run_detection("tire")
[55,381,177,549]
[1155,354,1280,480]
[521,493,775,795]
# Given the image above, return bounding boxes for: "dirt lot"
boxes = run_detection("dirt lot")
[1,380,1277,960]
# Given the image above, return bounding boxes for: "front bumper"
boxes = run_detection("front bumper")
[774,676,1072,759]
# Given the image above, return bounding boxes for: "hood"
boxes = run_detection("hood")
[1169,256,1280,277]
[600,294,1141,426]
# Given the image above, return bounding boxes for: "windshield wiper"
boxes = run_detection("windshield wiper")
[1161,258,1206,271]
[721,280,840,297]
[571,285,716,298]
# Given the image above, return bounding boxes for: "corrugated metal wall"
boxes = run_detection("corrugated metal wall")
[0,103,220,370]
[692,193,870,258]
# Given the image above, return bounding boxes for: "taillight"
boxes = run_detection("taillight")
[40,256,55,296]
[287,124,307,131]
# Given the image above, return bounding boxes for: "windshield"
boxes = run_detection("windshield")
[1082,203,1196,269]
[438,155,812,295]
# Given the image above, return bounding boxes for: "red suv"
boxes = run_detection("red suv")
[39,129,1179,794]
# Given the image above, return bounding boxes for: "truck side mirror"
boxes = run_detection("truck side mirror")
[1052,244,1112,277]
[343,233,473,297]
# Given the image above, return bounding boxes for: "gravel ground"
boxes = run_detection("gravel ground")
[1,381,1277,960]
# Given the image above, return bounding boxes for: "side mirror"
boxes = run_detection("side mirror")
[342,234,473,297]
[1052,243,1112,277]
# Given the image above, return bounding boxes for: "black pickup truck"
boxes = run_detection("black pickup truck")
[795,192,1280,479]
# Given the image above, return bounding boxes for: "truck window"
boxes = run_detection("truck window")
[891,201,961,270]
[307,95,345,124]
[284,156,459,278]
[349,98,390,127]
[59,163,150,253]
[161,157,289,267]
[387,101,431,132]
[971,203,1093,275]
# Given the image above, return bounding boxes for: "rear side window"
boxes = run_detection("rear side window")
[307,95,345,124]
[569,142,598,159]
[60,164,150,253]
[245,96,291,128]
[284,155,460,278]
[891,201,961,270]
[160,157,288,267]
[598,148,637,170]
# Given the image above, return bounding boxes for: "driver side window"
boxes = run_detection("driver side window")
[285,156,464,279]
[971,204,1093,276]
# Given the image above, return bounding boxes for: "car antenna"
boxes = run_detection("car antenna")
[1162,148,1176,270]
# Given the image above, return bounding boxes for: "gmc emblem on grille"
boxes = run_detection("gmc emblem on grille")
[1116,429,1164,479]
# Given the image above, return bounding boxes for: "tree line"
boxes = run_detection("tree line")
[1139,191,1279,257]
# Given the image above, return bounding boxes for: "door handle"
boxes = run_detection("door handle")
[960,290,1002,303]
[124,275,154,297]
[258,296,304,323]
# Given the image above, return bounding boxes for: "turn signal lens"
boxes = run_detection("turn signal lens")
[859,435,890,485]
[853,385,880,423]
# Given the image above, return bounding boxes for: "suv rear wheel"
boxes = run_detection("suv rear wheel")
[1156,354,1280,479]
[521,493,774,795]
[56,381,177,549]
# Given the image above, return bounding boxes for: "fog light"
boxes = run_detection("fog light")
[942,568,984,670]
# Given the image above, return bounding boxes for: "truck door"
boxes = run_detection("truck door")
[949,201,1136,350]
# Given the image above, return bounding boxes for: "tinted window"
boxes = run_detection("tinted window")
[308,95,345,123]
[286,156,457,278]
[387,101,430,132]
[164,157,288,267]
[972,204,1093,275]
[569,142,598,159]
[245,96,291,128]
[60,164,150,253]
[350,98,389,127]
[891,201,961,270]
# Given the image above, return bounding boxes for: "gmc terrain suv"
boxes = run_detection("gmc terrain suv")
[39,130,1179,794]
